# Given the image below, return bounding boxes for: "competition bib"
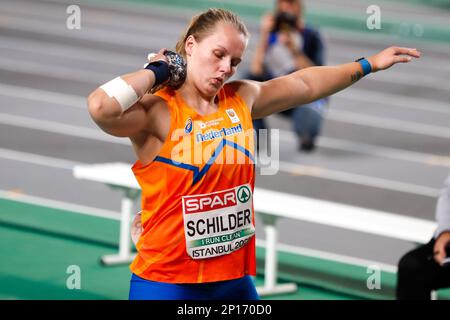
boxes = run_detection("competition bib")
[181,184,255,259]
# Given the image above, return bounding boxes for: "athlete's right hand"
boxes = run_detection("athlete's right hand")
[144,48,169,67]
[145,48,187,91]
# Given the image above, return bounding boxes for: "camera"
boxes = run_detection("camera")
[272,11,298,32]
[443,245,450,268]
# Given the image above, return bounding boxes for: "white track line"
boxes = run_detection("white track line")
[1,0,185,36]
[0,13,167,49]
[255,239,397,273]
[0,36,141,67]
[335,88,450,115]
[44,0,196,21]
[279,130,450,167]
[275,160,440,198]
[0,112,130,145]
[0,189,120,220]
[328,109,450,139]
[311,2,450,31]
[0,56,111,84]
[0,83,85,108]
[0,147,81,170]
[360,67,450,91]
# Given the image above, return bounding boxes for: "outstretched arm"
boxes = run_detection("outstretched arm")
[248,46,421,119]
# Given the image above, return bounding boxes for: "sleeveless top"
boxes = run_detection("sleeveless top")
[129,84,256,283]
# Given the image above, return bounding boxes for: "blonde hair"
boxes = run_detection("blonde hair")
[175,8,249,58]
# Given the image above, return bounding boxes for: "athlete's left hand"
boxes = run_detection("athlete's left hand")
[368,46,421,73]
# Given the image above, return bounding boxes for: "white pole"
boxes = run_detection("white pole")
[118,194,132,259]
[256,213,297,296]
[264,220,277,290]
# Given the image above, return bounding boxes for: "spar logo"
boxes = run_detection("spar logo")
[184,118,193,134]
[237,186,251,203]
[183,189,237,214]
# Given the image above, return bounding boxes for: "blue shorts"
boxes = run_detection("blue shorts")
[129,273,260,300]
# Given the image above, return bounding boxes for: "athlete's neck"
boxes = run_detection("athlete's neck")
[177,81,220,116]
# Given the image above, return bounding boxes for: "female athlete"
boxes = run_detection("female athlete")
[87,8,420,300]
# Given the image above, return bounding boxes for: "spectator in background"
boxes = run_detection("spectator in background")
[249,0,327,152]
[396,172,450,299]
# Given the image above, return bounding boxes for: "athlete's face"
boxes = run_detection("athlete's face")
[185,22,248,97]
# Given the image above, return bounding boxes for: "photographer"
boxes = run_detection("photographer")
[249,0,326,151]
[396,172,450,300]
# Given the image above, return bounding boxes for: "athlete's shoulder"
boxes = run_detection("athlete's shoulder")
[139,87,176,117]
[225,80,259,113]
[153,86,176,102]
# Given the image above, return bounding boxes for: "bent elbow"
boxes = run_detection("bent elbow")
[87,91,108,122]
[87,103,101,124]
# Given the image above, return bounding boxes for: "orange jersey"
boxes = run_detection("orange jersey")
[130,84,256,283]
